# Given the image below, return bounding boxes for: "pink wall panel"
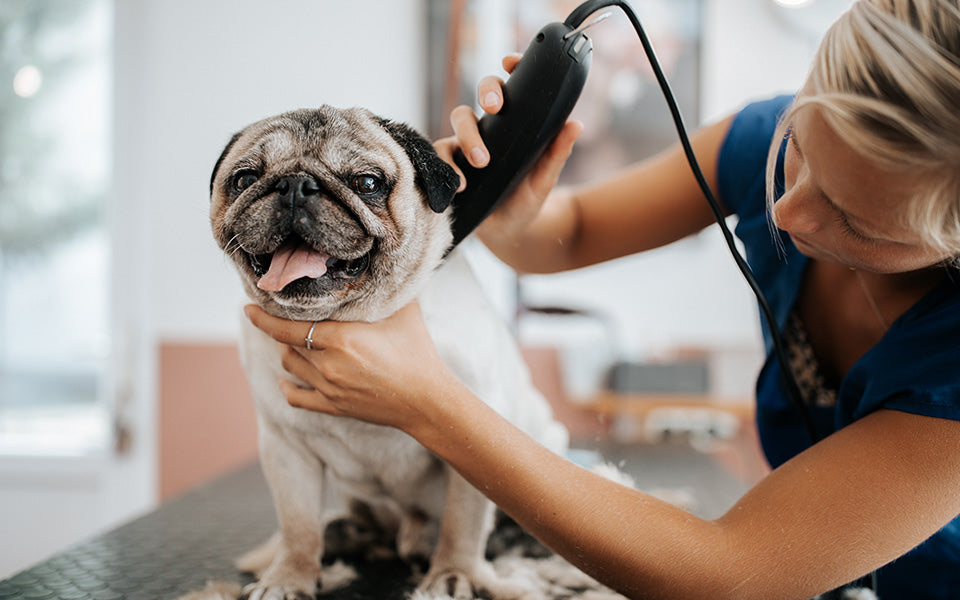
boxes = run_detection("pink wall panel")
[158,343,259,500]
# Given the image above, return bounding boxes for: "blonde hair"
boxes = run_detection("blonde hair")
[765,0,960,261]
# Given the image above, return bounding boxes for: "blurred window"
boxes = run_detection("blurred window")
[0,0,112,455]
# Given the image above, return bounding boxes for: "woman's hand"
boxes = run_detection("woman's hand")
[244,302,465,434]
[432,54,583,246]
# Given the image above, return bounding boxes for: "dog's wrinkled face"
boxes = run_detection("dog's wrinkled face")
[210,106,459,321]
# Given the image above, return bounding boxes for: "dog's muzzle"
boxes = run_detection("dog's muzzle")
[245,174,373,292]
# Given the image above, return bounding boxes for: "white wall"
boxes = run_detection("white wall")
[702,0,824,121]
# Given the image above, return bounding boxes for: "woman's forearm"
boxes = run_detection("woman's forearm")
[409,381,960,600]
[409,383,738,599]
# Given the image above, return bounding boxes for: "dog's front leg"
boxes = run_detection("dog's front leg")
[241,424,324,600]
[419,467,533,600]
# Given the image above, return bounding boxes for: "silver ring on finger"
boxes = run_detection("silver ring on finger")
[305,321,319,350]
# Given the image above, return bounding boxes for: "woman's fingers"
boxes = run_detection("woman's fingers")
[502,53,521,74]
[526,120,584,198]
[433,136,467,191]
[279,379,337,414]
[279,344,319,385]
[477,75,505,115]
[450,104,489,168]
[242,300,457,434]
[244,305,317,348]
[437,54,524,175]
[245,304,344,353]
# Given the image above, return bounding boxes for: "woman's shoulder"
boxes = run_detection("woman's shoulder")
[737,94,794,122]
[716,94,794,215]
[720,95,794,156]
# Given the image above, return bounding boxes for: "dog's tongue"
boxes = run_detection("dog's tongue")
[257,242,331,291]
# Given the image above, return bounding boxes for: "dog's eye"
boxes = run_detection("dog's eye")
[233,170,260,193]
[350,174,383,197]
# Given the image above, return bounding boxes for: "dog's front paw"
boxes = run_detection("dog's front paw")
[418,568,476,600]
[238,581,315,600]
[419,561,541,600]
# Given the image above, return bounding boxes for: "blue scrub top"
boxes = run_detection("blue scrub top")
[716,95,960,599]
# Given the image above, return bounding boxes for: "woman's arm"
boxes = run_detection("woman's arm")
[247,304,960,600]
[417,397,960,600]
[479,116,733,274]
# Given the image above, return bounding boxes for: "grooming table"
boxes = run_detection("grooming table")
[0,462,428,599]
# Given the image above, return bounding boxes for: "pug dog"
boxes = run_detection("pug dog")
[209,106,569,600]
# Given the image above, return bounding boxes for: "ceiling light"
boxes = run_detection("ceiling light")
[13,65,43,98]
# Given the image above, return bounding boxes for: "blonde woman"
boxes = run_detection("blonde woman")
[246,1,960,597]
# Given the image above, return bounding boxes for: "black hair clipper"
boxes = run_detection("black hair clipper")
[447,13,608,248]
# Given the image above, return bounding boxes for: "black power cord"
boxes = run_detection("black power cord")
[565,0,819,444]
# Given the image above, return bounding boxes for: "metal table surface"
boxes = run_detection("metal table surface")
[0,462,434,600]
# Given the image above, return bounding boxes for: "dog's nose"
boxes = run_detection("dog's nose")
[276,174,321,206]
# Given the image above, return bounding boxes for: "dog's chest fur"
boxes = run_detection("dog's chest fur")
[240,318,444,502]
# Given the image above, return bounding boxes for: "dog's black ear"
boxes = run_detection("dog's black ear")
[210,131,243,197]
[378,118,459,213]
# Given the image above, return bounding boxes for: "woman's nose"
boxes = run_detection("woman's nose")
[772,189,821,234]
